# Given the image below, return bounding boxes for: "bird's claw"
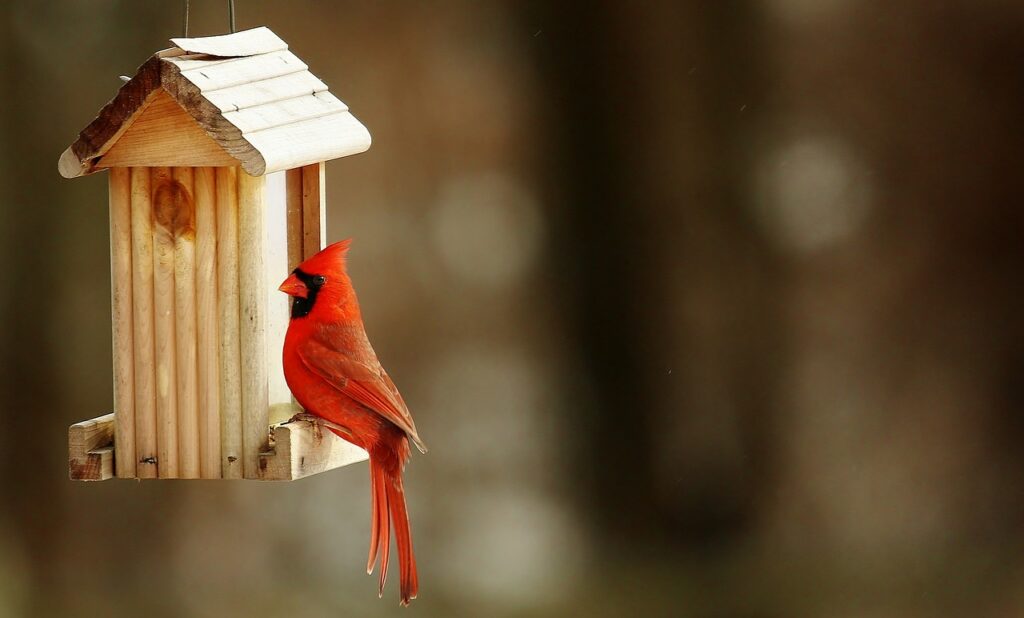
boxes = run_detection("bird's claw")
[288,411,325,443]
[285,411,357,444]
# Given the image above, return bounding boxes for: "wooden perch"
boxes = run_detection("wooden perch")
[258,413,368,481]
[70,414,115,481]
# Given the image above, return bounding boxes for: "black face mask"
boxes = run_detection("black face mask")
[289,268,326,319]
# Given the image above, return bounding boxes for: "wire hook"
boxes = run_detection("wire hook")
[182,0,190,37]
[229,0,236,33]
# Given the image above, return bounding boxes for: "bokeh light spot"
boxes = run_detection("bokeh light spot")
[431,172,544,288]
[755,133,872,253]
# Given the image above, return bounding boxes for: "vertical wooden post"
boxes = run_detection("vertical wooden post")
[131,167,158,478]
[265,172,292,408]
[301,162,326,259]
[217,166,243,479]
[239,171,268,479]
[172,167,199,478]
[152,166,180,478]
[109,167,135,478]
[286,167,304,270]
[195,166,220,478]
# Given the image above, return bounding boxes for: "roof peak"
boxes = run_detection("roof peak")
[59,27,370,179]
[170,26,287,58]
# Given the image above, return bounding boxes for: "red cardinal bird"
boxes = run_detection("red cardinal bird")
[279,239,426,605]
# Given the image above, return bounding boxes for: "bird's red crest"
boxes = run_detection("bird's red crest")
[298,238,352,277]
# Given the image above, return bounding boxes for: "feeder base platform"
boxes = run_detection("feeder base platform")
[68,407,367,481]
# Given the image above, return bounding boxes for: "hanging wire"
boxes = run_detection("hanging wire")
[183,0,236,39]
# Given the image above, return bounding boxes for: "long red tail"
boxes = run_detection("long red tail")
[368,455,418,605]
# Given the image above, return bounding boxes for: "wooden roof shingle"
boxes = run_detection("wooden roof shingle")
[58,27,371,178]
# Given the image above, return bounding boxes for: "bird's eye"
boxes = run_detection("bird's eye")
[313,275,327,286]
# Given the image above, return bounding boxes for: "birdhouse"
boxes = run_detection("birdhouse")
[63,27,370,481]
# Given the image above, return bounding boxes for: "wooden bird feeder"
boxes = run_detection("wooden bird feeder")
[63,27,370,481]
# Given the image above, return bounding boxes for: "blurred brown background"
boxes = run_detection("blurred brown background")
[2,1,1024,616]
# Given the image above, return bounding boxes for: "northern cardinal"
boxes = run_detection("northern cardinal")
[279,239,426,605]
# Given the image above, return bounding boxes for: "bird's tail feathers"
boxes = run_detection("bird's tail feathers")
[367,456,417,605]
[388,470,418,605]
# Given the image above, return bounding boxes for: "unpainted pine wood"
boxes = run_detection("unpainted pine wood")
[200,71,327,114]
[239,171,268,478]
[301,162,326,259]
[172,167,199,479]
[286,167,304,270]
[248,112,371,176]
[217,167,243,479]
[161,63,369,176]
[108,168,136,478]
[152,166,180,478]
[171,26,288,58]
[162,54,241,72]
[171,50,307,92]
[97,91,237,169]
[265,172,292,409]
[257,412,368,481]
[131,167,158,478]
[58,56,164,179]
[221,91,347,134]
[195,167,221,478]
[69,413,116,481]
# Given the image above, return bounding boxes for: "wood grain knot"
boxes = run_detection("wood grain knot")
[153,179,195,237]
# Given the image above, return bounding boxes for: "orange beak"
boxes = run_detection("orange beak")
[278,273,308,298]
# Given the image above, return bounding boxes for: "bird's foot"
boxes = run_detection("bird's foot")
[286,411,352,443]
[287,411,325,443]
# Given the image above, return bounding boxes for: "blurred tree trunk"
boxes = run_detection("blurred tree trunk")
[0,6,69,612]
[521,0,781,548]
[0,4,171,615]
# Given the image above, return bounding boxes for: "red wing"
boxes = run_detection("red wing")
[298,325,426,452]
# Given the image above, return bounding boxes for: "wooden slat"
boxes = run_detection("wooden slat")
[195,167,220,478]
[69,414,116,481]
[216,167,243,479]
[58,56,164,179]
[155,46,188,59]
[108,168,135,478]
[248,112,371,176]
[258,408,368,481]
[221,91,347,133]
[97,91,238,169]
[172,167,199,479]
[286,167,304,270]
[200,71,328,113]
[174,50,306,92]
[239,171,268,478]
[161,54,241,72]
[265,172,292,409]
[301,162,326,259]
[131,167,158,478]
[171,26,288,58]
[152,166,180,478]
